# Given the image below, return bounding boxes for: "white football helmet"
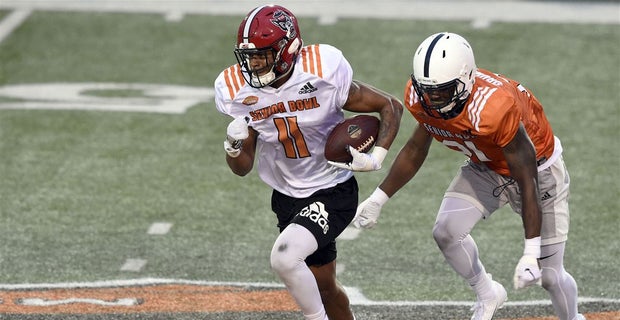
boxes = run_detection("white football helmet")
[411,32,477,119]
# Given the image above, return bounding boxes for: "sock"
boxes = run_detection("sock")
[469,271,495,301]
[304,307,328,320]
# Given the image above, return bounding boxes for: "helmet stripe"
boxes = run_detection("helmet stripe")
[242,5,268,44]
[424,33,445,77]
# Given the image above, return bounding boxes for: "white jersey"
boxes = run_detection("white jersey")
[214,44,354,198]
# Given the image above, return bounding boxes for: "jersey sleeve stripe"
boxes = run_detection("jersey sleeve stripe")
[302,46,314,74]
[468,87,496,132]
[313,45,323,78]
[223,65,244,99]
[301,45,323,78]
[467,88,488,131]
[468,87,487,131]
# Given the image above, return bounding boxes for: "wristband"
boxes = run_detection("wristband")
[523,236,541,258]
[369,187,389,206]
[371,146,388,164]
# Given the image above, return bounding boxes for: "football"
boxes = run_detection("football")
[324,115,380,163]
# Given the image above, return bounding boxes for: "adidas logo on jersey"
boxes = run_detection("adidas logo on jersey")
[298,201,329,234]
[298,82,318,94]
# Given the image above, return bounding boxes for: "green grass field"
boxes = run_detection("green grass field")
[0,5,618,319]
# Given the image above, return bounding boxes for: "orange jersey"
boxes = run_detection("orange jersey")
[404,68,555,176]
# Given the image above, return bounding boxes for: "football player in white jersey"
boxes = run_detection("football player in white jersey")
[214,5,403,320]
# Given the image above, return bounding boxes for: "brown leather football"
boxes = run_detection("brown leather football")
[324,115,380,163]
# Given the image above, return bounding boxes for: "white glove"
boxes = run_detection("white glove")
[224,116,250,158]
[514,236,542,289]
[353,187,389,229]
[328,146,388,172]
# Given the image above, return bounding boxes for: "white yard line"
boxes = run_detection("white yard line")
[0,278,618,307]
[0,9,31,44]
[338,226,362,240]
[17,297,140,306]
[0,1,616,48]
[0,1,618,25]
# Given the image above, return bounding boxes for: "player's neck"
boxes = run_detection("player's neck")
[269,67,295,89]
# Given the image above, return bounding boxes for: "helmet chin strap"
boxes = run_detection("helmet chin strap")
[439,102,456,114]
[252,70,275,87]
[438,99,467,119]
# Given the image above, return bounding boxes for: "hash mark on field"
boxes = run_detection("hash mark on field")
[120,259,147,272]
[148,222,173,235]
[336,263,345,275]
[337,226,360,240]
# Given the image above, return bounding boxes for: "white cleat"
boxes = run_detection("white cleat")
[470,279,507,320]
[574,314,586,320]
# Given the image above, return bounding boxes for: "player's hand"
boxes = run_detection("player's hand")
[328,146,387,172]
[353,188,389,229]
[513,255,542,289]
[224,116,250,158]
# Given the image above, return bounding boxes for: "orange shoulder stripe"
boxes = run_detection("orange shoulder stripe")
[300,45,323,78]
[223,65,245,99]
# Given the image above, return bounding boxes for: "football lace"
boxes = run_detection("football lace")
[356,136,376,152]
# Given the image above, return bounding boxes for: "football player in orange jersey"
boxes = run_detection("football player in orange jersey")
[354,32,584,320]
[214,5,402,320]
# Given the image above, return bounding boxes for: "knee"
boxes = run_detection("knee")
[270,244,302,275]
[270,245,291,274]
[540,267,561,290]
[432,222,457,249]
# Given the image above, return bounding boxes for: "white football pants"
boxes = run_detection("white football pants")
[432,197,579,320]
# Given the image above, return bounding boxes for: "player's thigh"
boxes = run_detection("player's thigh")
[272,177,358,266]
[434,197,485,246]
[291,177,358,249]
[538,157,570,245]
[444,161,506,218]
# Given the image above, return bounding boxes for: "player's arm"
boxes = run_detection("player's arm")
[342,80,403,150]
[330,80,403,172]
[354,124,432,228]
[503,123,542,240]
[226,126,258,176]
[503,123,544,289]
[379,124,432,197]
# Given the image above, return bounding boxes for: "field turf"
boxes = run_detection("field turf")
[0,3,618,319]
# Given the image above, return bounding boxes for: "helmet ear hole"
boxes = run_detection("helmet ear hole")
[288,38,301,54]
